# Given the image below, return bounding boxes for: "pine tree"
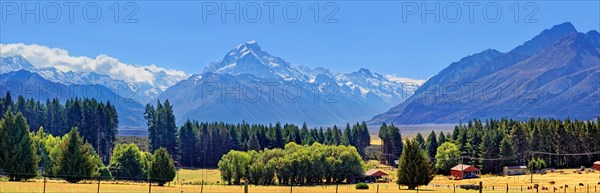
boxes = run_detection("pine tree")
[414,133,426,150]
[342,126,353,146]
[425,131,438,159]
[57,127,96,183]
[510,124,529,164]
[479,132,499,173]
[149,148,176,186]
[324,127,333,145]
[228,126,240,150]
[161,100,178,159]
[458,127,468,155]
[388,124,403,158]
[0,111,38,180]
[247,134,261,151]
[300,123,312,145]
[331,125,342,145]
[310,128,320,144]
[452,126,460,141]
[66,99,83,132]
[198,124,211,167]
[178,120,198,167]
[499,136,516,166]
[267,123,284,148]
[210,128,223,166]
[396,139,436,190]
[438,131,446,145]
[145,100,178,160]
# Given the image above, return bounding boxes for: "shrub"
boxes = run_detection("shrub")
[459,184,480,190]
[355,182,369,190]
[149,148,176,186]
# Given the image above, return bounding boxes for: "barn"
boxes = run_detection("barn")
[364,169,389,183]
[594,161,600,170]
[451,164,480,180]
[503,166,527,175]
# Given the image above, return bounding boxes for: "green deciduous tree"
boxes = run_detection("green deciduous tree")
[109,143,147,180]
[435,142,460,175]
[218,150,252,185]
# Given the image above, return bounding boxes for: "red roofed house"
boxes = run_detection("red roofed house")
[594,161,600,170]
[364,169,389,183]
[451,164,480,180]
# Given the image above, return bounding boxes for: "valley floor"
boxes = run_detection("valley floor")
[1,168,599,193]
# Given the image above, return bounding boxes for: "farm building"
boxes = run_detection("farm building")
[503,166,527,175]
[594,161,600,170]
[451,164,480,180]
[364,169,389,183]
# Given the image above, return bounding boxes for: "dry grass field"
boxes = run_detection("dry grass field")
[1,168,598,193]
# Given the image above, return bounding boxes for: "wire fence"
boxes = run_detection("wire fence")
[0,172,599,193]
[0,150,598,193]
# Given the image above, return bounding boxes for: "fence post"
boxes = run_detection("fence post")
[148,180,152,193]
[200,180,204,193]
[335,183,338,193]
[506,183,509,193]
[244,181,248,193]
[454,184,456,193]
[43,176,47,193]
[479,181,482,193]
[377,184,379,193]
[289,181,292,193]
[96,178,100,193]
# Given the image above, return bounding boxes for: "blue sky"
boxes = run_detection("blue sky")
[1,1,598,80]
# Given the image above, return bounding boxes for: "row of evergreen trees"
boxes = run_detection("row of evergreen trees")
[378,123,403,165]
[0,92,118,163]
[407,118,600,174]
[144,100,371,168]
[217,142,364,185]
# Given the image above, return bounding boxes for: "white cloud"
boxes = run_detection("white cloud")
[0,43,187,87]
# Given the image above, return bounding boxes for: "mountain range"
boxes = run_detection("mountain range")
[370,22,600,124]
[158,40,419,125]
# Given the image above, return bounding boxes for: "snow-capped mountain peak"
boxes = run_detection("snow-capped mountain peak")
[0,55,35,72]
[230,40,268,58]
[204,40,307,81]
